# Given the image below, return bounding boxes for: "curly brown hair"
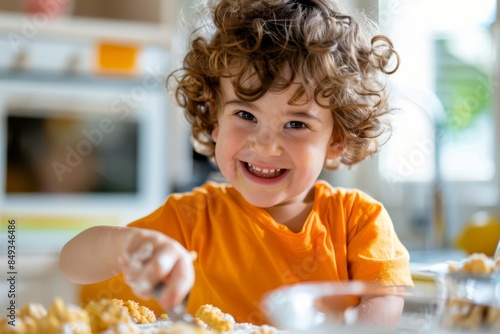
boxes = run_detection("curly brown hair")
[168,0,399,169]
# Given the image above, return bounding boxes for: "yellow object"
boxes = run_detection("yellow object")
[455,212,500,256]
[79,274,164,314]
[85,298,137,333]
[111,299,156,324]
[0,213,120,231]
[96,42,139,75]
[195,304,235,332]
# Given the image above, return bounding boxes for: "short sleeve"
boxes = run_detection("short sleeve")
[346,199,413,286]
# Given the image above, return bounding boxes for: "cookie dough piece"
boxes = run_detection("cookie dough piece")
[195,304,235,332]
[85,299,138,334]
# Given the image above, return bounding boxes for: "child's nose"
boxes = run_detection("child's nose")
[248,127,283,157]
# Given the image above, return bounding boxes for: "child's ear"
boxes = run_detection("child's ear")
[326,134,344,160]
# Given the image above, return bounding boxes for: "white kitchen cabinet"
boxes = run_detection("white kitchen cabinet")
[0,0,185,48]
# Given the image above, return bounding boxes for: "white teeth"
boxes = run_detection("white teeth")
[247,163,282,175]
[248,163,261,171]
[245,162,285,179]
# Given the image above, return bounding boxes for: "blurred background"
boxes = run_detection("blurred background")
[0,0,499,310]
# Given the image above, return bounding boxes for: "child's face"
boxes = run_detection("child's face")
[212,77,341,208]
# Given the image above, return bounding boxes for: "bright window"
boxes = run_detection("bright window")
[378,0,497,182]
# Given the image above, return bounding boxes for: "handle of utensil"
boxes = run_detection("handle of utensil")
[494,239,500,261]
[152,282,166,299]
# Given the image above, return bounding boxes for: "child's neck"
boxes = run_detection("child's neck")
[264,188,315,233]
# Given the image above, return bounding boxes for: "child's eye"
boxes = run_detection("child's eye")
[285,121,307,129]
[236,111,256,122]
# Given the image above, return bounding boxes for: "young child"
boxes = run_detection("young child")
[60,0,413,327]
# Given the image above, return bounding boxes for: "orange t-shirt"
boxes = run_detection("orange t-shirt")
[81,180,412,324]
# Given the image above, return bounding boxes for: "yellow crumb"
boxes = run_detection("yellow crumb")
[195,304,235,332]
[112,299,156,324]
[85,298,137,333]
[441,253,500,331]
[0,318,27,334]
[40,298,91,334]
[461,253,495,274]
[17,303,47,320]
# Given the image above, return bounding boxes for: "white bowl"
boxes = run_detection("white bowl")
[260,281,426,332]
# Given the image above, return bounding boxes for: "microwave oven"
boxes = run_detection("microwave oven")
[0,74,172,244]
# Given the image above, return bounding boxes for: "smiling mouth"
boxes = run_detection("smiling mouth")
[244,162,287,178]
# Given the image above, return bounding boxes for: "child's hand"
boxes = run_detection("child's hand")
[60,225,194,309]
[120,228,195,309]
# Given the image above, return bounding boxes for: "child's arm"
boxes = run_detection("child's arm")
[356,295,404,328]
[59,225,194,308]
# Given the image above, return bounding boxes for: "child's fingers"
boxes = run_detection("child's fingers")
[132,243,194,304]
[121,231,195,303]
[135,245,178,283]
[122,242,155,296]
[156,249,195,309]
[126,254,173,297]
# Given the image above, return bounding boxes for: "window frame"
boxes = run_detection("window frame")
[334,0,500,249]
